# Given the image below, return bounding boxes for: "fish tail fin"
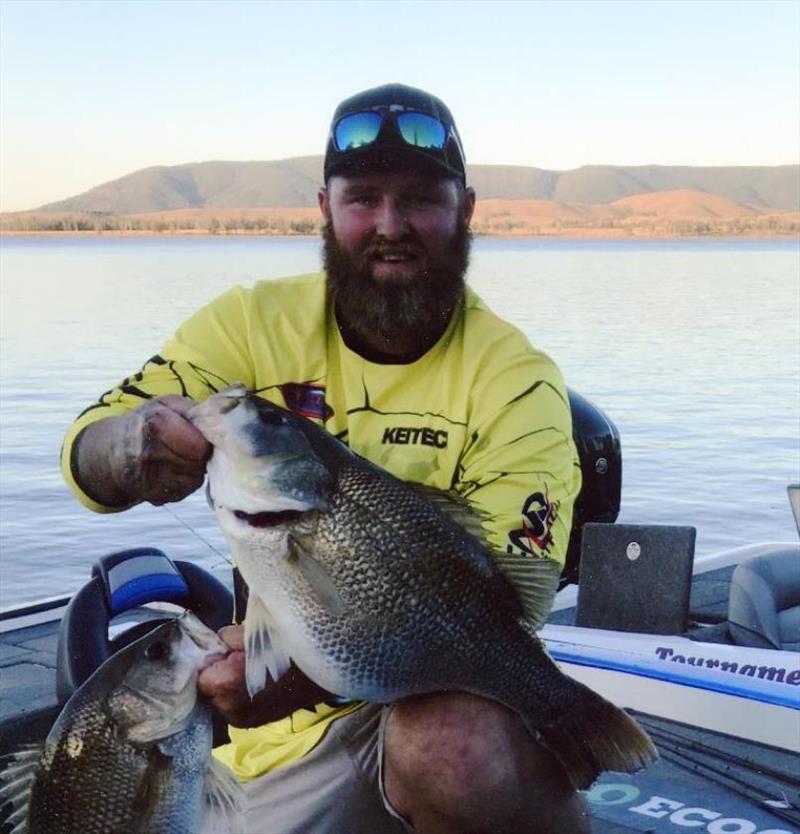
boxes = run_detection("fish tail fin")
[540,691,658,790]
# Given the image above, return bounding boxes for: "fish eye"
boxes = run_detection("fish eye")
[258,410,286,426]
[144,640,170,661]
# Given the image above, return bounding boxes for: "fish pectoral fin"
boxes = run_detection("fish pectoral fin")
[287,534,347,617]
[0,745,42,834]
[199,758,246,834]
[155,724,193,758]
[131,744,174,828]
[128,716,182,745]
[493,554,561,630]
[129,697,195,746]
[244,594,292,697]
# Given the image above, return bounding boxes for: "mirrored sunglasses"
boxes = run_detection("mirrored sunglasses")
[333,109,463,164]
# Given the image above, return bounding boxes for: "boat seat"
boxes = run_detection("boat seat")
[728,546,800,651]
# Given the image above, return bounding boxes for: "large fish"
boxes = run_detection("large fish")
[0,612,243,834]
[190,384,658,789]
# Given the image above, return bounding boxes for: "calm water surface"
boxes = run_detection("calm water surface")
[1,236,798,607]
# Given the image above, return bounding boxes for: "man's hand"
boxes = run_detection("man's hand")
[198,624,340,727]
[197,625,252,725]
[74,395,210,507]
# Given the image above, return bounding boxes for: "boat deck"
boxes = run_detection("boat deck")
[0,616,62,752]
[2,568,798,832]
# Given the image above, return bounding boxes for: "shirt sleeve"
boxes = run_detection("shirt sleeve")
[60,285,255,512]
[456,338,581,570]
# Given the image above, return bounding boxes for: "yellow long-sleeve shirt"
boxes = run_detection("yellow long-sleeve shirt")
[61,272,580,780]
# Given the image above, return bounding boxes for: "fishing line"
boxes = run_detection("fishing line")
[159,504,233,568]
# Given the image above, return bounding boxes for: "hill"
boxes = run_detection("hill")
[609,189,760,219]
[34,159,800,214]
[6,189,796,238]
[469,190,798,236]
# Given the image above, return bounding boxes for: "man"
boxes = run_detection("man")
[62,84,586,834]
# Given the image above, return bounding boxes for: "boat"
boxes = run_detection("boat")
[542,509,799,833]
[1,393,798,833]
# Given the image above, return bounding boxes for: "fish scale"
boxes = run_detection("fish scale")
[192,385,659,790]
[302,462,529,696]
[29,701,149,832]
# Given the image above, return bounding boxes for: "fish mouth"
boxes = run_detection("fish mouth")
[232,509,306,528]
[176,612,231,667]
[198,649,231,672]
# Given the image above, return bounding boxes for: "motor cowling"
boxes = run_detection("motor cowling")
[563,389,622,587]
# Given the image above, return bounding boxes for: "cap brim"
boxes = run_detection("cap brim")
[325,145,461,183]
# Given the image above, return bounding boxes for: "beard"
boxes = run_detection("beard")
[322,221,472,360]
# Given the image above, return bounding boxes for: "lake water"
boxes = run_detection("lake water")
[1,235,798,608]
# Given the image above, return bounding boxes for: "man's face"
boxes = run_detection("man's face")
[319,171,476,356]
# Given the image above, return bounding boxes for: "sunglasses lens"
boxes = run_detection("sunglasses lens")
[334,112,383,150]
[396,112,447,149]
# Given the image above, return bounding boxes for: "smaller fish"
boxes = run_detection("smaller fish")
[0,612,244,834]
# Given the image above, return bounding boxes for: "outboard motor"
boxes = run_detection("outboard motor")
[563,389,622,587]
[56,548,233,704]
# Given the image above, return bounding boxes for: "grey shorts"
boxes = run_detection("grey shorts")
[239,703,413,834]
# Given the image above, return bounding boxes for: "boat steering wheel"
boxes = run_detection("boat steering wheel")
[55,548,233,704]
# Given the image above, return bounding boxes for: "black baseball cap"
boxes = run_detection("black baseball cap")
[324,83,466,185]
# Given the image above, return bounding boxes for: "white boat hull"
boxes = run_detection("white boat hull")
[541,623,800,752]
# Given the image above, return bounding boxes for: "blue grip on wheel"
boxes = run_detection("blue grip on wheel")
[105,552,190,614]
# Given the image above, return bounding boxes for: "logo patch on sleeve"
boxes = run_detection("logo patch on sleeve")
[508,490,557,556]
[280,383,334,422]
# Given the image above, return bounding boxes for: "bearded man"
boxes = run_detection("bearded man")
[62,84,586,834]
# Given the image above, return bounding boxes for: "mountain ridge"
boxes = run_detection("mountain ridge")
[34,158,800,214]
[7,187,796,237]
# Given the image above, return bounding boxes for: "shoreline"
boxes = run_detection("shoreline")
[2,229,798,240]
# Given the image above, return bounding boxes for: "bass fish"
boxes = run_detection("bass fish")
[0,612,243,834]
[190,384,657,789]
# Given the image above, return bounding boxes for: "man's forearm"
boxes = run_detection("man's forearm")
[229,664,338,728]
[68,397,210,510]
[72,415,141,508]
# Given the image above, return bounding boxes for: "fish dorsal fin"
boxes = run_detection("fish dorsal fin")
[493,555,561,631]
[199,758,246,834]
[408,484,492,545]
[287,534,347,617]
[244,593,292,697]
[409,484,559,629]
[0,744,43,833]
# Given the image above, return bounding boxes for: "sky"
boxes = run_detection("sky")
[1,0,798,211]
